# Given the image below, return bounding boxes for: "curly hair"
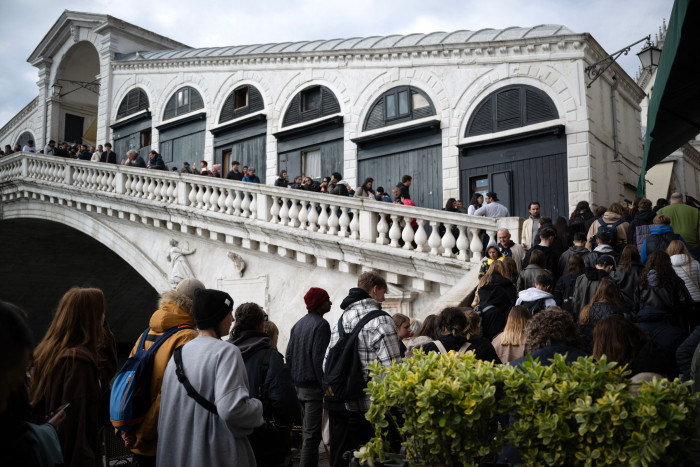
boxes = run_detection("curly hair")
[525,309,582,355]
[438,307,468,338]
[231,302,266,337]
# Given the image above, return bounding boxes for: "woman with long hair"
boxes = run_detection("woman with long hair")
[667,240,700,303]
[568,201,594,237]
[467,193,483,215]
[405,314,438,357]
[612,245,644,314]
[29,288,110,467]
[635,250,692,329]
[491,306,530,363]
[578,278,622,353]
[554,216,570,248]
[354,177,376,200]
[502,257,519,285]
[553,255,585,315]
[228,303,298,467]
[392,313,411,358]
[472,261,517,339]
[421,308,500,362]
[444,198,457,212]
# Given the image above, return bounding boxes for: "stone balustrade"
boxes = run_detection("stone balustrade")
[1,152,523,289]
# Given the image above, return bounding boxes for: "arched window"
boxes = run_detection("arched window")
[363,86,435,131]
[466,85,558,137]
[282,85,340,127]
[163,86,204,120]
[219,85,264,124]
[16,131,35,148]
[116,88,149,120]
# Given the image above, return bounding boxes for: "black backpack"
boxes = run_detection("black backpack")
[591,217,625,249]
[520,297,548,316]
[323,309,388,403]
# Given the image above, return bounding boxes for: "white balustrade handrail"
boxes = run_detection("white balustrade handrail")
[1,152,521,264]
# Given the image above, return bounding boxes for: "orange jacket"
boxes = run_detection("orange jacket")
[126,292,197,456]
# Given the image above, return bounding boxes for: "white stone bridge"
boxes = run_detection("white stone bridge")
[0,152,522,347]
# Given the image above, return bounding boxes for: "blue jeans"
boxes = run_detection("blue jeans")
[296,386,324,467]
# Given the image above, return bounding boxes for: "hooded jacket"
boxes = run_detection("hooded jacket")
[671,254,700,301]
[641,225,683,263]
[558,245,590,278]
[611,262,644,313]
[572,268,609,319]
[516,264,547,293]
[585,211,629,250]
[634,270,692,324]
[123,292,197,456]
[627,209,656,245]
[515,287,557,311]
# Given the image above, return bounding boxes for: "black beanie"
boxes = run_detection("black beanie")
[192,288,233,330]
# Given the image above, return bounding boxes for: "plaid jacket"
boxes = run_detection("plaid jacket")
[324,296,402,412]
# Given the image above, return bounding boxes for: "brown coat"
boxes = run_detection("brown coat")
[585,211,629,250]
[126,295,197,456]
[32,346,103,467]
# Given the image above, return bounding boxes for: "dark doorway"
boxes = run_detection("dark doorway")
[0,219,159,357]
[64,113,84,144]
[459,126,568,219]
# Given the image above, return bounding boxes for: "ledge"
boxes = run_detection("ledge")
[351,119,441,148]
[272,115,343,141]
[156,112,206,132]
[110,110,151,130]
[210,113,266,136]
[457,124,565,150]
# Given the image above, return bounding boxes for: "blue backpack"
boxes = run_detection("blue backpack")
[592,217,625,248]
[110,326,190,432]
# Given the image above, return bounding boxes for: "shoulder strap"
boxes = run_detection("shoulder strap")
[434,341,448,354]
[598,217,606,226]
[351,310,388,336]
[612,219,626,228]
[147,325,193,354]
[173,346,218,415]
[457,342,471,353]
[137,327,150,351]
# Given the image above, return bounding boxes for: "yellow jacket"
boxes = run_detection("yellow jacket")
[127,292,197,456]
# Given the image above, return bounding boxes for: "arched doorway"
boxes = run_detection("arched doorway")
[53,41,100,146]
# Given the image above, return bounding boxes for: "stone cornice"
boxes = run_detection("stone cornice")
[0,98,39,139]
[681,142,700,168]
[112,34,589,72]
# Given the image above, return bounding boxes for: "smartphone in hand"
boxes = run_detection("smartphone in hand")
[48,402,70,425]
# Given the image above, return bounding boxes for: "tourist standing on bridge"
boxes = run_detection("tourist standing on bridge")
[275,170,289,187]
[156,289,263,467]
[147,150,166,170]
[474,191,509,218]
[44,140,56,155]
[22,140,36,153]
[29,288,117,467]
[328,172,349,196]
[77,144,92,160]
[123,149,146,167]
[521,202,541,250]
[118,279,202,467]
[324,272,401,467]
[100,143,117,163]
[91,145,103,162]
[226,160,244,181]
[658,192,700,255]
[243,167,261,183]
[286,287,332,467]
[395,174,412,200]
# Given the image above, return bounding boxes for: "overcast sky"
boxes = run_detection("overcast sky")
[0,0,673,128]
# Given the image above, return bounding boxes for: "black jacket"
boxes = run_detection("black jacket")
[572,268,609,319]
[422,334,501,363]
[635,307,686,362]
[510,343,587,367]
[476,274,517,339]
[578,302,622,353]
[558,246,590,277]
[553,272,582,316]
[634,270,692,325]
[522,244,561,279]
[676,326,700,380]
[627,210,656,245]
[611,263,644,314]
[226,170,243,181]
[285,312,331,389]
[100,151,116,164]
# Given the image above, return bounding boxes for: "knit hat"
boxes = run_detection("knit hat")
[304,287,330,311]
[176,278,206,299]
[192,288,233,330]
[486,241,499,253]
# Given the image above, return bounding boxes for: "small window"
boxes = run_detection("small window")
[363,86,436,131]
[470,175,489,200]
[398,91,410,116]
[163,86,204,120]
[141,129,152,148]
[302,148,322,179]
[302,87,321,112]
[234,87,249,110]
[385,94,397,119]
[177,89,189,107]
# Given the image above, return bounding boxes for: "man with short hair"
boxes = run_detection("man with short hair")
[77,144,92,160]
[22,140,36,153]
[147,150,166,170]
[118,278,203,466]
[515,271,557,315]
[286,287,332,467]
[157,288,263,467]
[396,175,412,200]
[497,228,525,272]
[44,140,56,155]
[473,191,509,218]
[328,172,349,196]
[226,161,243,181]
[658,192,700,251]
[242,167,260,183]
[199,160,211,176]
[558,232,590,275]
[521,202,541,249]
[324,272,401,467]
[627,198,656,247]
[122,150,146,167]
[522,227,560,278]
[101,143,117,164]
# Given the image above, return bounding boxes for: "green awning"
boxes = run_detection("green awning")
[637,0,700,197]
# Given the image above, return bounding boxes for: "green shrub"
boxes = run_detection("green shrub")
[357,352,697,467]
[358,349,516,466]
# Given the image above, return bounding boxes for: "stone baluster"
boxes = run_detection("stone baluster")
[89,169,97,189]
[269,196,280,223]
[208,187,219,212]
[279,198,289,226]
[442,223,456,257]
[288,199,300,227]
[217,188,227,212]
[470,227,484,263]
[327,205,339,235]
[486,229,497,247]
[414,219,429,252]
[388,217,402,247]
[134,175,144,198]
[402,220,415,250]
[233,190,243,215]
[195,184,205,208]
[338,207,350,237]
[225,190,235,214]
[241,191,251,217]
[297,199,309,229]
[124,174,133,196]
[349,209,359,239]
[428,221,442,255]
[456,225,470,261]
[249,192,257,219]
[376,212,390,245]
[165,180,175,202]
[318,204,329,234]
[147,177,157,200]
[187,182,197,206]
[307,202,319,232]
